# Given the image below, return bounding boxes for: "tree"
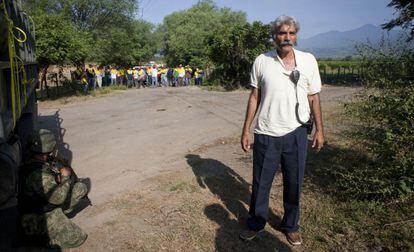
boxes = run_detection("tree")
[382,0,414,40]
[34,13,88,94]
[208,21,273,89]
[24,0,139,31]
[158,0,246,67]
[130,20,158,64]
[94,20,157,66]
[23,0,152,64]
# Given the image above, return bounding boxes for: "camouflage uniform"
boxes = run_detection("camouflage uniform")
[19,129,88,248]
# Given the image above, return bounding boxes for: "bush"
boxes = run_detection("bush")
[340,39,414,200]
[207,22,273,90]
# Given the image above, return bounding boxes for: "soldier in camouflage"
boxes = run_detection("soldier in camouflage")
[19,129,88,248]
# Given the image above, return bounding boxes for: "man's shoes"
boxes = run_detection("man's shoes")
[285,231,302,246]
[239,229,264,241]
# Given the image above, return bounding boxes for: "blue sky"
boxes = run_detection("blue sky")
[138,0,397,39]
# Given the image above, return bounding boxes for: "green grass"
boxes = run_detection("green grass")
[169,181,200,193]
[302,133,414,251]
[303,194,414,251]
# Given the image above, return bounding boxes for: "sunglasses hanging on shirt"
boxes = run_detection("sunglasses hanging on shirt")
[290,70,314,134]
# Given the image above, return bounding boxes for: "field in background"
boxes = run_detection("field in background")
[318,59,362,85]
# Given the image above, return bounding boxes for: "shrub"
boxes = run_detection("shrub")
[340,39,414,200]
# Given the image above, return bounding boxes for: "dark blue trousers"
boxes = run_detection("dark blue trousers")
[248,127,308,232]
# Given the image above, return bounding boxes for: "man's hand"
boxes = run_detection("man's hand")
[312,130,325,152]
[241,88,259,152]
[60,167,72,177]
[241,132,251,152]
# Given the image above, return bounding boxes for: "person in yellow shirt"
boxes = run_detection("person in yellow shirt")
[146,66,152,86]
[160,66,168,87]
[133,67,139,88]
[138,67,146,88]
[118,68,125,85]
[177,64,185,87]
[194,68,199,85]
[73,66,83,82]
[196,67,204,86]
[95,67,103,88]
[81,69,88,93]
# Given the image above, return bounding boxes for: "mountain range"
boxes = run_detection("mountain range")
[296,24,406,59]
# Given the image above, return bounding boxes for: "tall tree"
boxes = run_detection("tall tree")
[23,0,157,65]
[24,0,139,31]
[33,13,88,94]
[382,0,414,40]
[158,0,246,67]
[61,0,138,31]
[208,21,273,89]
[94,19,156,66]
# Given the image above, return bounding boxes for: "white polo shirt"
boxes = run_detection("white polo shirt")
[151,68,158,78]
[250,48,321,137]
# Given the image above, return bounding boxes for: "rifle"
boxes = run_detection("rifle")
[47,152,92,206]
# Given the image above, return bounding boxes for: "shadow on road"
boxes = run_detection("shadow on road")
[37,109,92,216]
[37,109,72,165]
[15,109,93,250]
[186,154,291,252]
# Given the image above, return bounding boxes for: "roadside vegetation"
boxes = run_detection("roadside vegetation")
[305,34,414,251]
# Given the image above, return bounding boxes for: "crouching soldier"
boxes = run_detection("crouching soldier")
[19,129,88,248]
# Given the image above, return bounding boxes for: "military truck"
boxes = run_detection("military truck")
[0,0,37,248]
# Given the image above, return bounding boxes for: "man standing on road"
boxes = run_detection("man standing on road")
[86,65,96,91]
[177,64,185,87]
[240,15,324,246]
[151,64,158,88]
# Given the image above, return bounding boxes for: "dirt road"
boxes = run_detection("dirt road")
[39,87,246,203]
[38,85,357,251]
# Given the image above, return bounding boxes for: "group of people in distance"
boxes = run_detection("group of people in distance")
[71,63,204,92]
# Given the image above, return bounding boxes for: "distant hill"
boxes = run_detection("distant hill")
[296,24,405,59]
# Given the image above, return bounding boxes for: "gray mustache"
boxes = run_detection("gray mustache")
[280,40,294,46]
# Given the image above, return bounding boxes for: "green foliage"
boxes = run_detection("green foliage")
[207,21,272,89]
[64,0,138,31]
[158,0,246,67]
[356,40,414,88]
[24,0,139,31]
[382,0,414,40]
[341,39,414,200]
[23,0,156,65]
[34,13,89,67]
[93,20,156,66]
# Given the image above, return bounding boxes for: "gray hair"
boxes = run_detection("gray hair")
[271,15,300,37]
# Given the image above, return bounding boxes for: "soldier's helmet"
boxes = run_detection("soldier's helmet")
[29,129,57,153]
